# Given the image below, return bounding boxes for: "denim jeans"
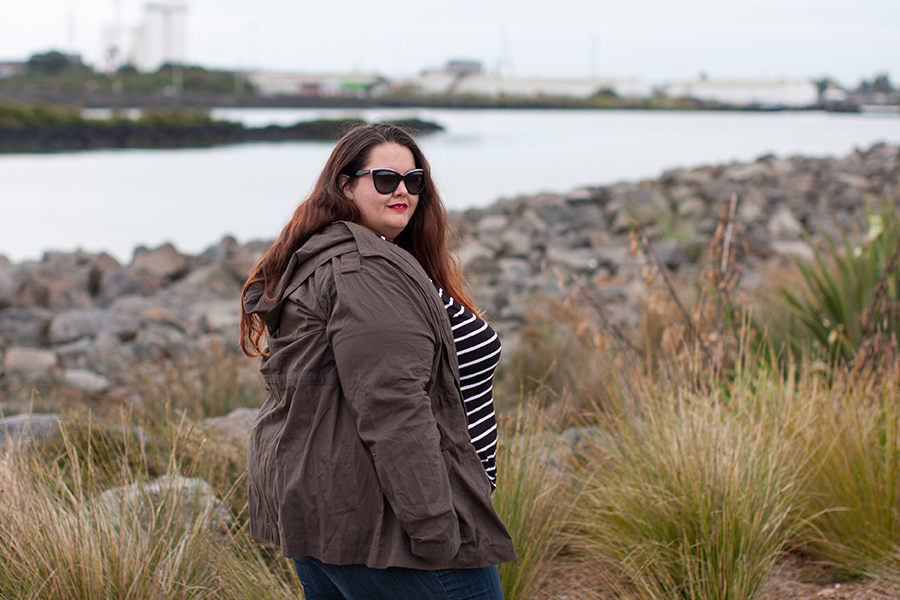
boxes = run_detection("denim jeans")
[293,556,505,600]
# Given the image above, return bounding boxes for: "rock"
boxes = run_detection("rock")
[0,308,52,348]
[676,196,706,218]
[564,188,595,203]
[62,368,112,393]
[653,239,690,269]
[91,475,233,531]
[201,407,258,443]
[132,322,190,358]
[738,189,769,224]
[0,262,14,308]
[53,336,95,367]
[197,301,240,336]
[546,246,601,273]
[768,205,805,240]
[496,258,534,285]
[164,264,240,299]
[99,267,152,304]
[771,241,814,261]
[130,242,189,280]
[723,161,773,183]
[499,225,534,257]
[458,240,496,274]
[48,308,138,345]
[0,413,62,448]
[2,347,58,380]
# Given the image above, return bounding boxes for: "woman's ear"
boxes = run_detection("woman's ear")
[338,174,352,199]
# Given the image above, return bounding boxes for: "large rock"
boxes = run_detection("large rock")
[0,308,52,348]
[130,242,189,280]
[91,475,233,531]
[164,264,240,299]
[62,368,112,393]
[48,308,138,345]
[0,413,62,447]
[2,346,58,380]
[201,407,258,443]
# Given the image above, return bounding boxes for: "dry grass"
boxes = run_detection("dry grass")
[0,416,298,600]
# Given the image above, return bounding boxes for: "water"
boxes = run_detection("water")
[2,108,899,263]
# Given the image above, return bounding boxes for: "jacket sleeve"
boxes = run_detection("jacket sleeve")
[326,254,461,562]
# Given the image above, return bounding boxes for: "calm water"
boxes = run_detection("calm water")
[2,108,899,263]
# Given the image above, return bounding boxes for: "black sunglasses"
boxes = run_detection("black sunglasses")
[355,168,425,195]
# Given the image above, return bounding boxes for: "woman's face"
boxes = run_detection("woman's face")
[343,143,419,241]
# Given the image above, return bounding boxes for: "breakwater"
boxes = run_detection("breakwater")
[0,143,898,411]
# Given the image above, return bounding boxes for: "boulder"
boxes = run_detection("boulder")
[768,205,804,240]
[48,308,138,345]
[164,264,240,299]
[130,242,189,280]
[0,308,52,348]
[196,301,240,336]
[0,413,62,448]
[91,475,233,532]
[201,407,258,443]
[62,368,112,393]
[98,267,152,304]
[2,347,58,380]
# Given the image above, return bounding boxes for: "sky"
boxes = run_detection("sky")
[1,0,898,87]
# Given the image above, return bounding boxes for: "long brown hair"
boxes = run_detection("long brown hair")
[239,122,477,357]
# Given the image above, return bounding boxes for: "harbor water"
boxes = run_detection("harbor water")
[1,108,899,263]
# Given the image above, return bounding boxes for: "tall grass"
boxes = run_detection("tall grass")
[494,404,581,600]
[128,342,266,422]
[792,361,900,585]
[571,360,800,600]
[0,417,298,600]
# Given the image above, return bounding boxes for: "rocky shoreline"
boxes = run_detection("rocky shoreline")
[1,143,898,411]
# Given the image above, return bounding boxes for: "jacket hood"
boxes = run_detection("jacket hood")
[242,222,358,331]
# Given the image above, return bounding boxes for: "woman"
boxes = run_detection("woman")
[239,123,516,600]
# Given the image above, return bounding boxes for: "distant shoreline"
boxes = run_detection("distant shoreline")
[0,88,833,113]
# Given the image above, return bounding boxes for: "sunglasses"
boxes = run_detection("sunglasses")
[355,168,425,195]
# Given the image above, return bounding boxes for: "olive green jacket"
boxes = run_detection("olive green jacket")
[243,221,516,569]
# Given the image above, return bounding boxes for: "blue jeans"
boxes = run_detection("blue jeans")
[293,556,505,600]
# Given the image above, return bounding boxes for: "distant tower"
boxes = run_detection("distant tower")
[131,0,187,72]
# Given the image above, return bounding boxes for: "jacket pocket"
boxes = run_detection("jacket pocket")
[444,451,476,544]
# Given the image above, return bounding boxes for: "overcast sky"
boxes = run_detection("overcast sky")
[2,0,898,87]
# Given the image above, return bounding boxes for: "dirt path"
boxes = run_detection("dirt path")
[538,554,897,600]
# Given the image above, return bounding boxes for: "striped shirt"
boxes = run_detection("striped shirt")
[437,287,501,489]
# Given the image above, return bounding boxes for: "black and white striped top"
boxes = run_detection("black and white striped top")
[437,287,501,489]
